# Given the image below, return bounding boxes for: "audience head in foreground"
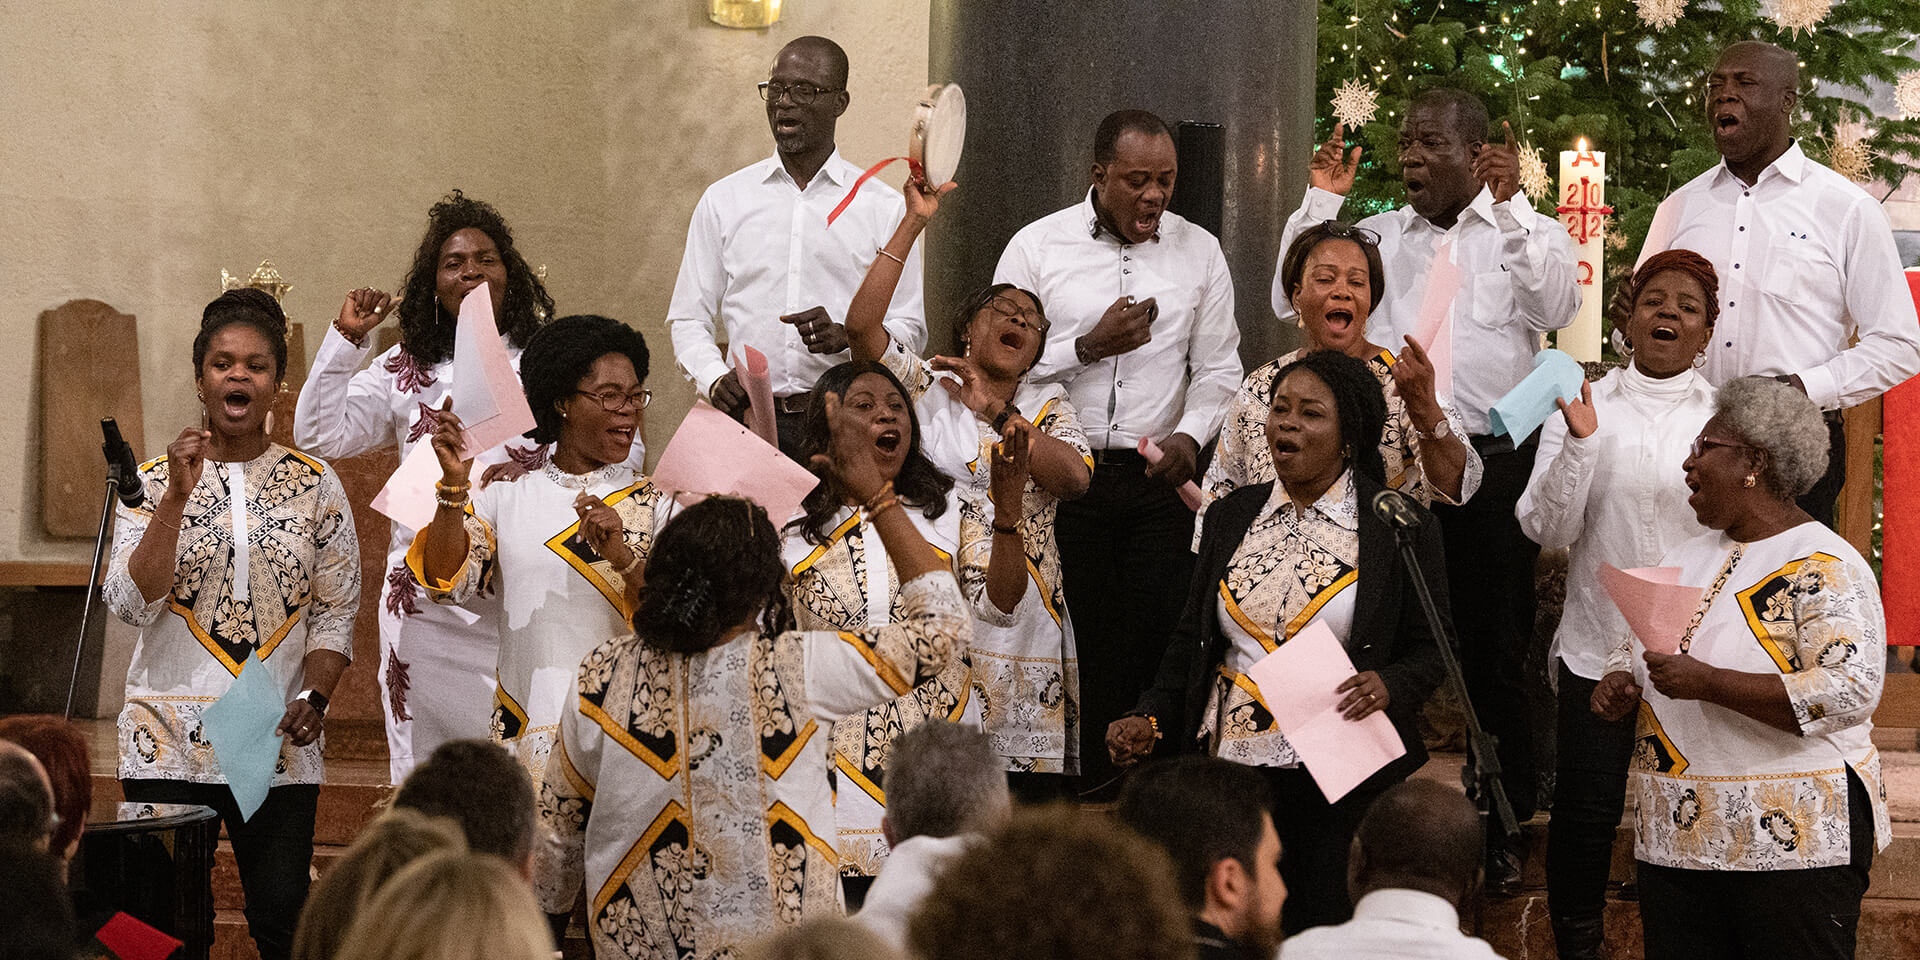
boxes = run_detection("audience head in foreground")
[910,805,1197,960]
[0,716,92,864]
[331,849,553,960]
[1,842,77,960]
[290,808,468,960]
[1118,757,1285,959]
[750,916,904,960]
[0,739,56,853]
[391,739,535,875]
[1278,780,1500,960]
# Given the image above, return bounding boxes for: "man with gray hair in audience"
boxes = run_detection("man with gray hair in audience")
[854,721,1011,952]
[1280,780,1504,959]
[0,740,56,853]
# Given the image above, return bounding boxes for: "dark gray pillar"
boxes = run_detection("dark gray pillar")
[925,0,1317,368]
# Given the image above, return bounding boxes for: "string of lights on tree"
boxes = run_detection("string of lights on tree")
[1315,0,1920,289]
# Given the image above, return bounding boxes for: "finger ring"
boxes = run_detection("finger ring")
[372,305,384,314]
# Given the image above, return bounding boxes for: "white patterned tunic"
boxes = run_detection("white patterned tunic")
[106,445,360,786]
[536,572,970,959]
[1627,523,1889,871]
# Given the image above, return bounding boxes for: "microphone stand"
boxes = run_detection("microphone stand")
[67,472,129,720]
[1389,522,1520,928]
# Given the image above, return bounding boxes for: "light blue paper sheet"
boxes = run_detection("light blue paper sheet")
[1488,349,1586,442]
[200,650,287,821]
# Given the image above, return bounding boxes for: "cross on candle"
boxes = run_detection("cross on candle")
[1555,139,1610,362]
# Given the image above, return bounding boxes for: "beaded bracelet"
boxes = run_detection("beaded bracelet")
[435,490,469,510]
[874,247,906,266]
[862,481,896,515]
[332,318,367,347]
[435,479,471,494]
[867,496,901,521]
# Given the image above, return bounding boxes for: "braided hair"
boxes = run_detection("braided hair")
[787,360,953,546]
[194,288,289,384]
[633,497,793,653]
[518,315,650,445]
[394,190,554,367]
[1269,349,1388,484]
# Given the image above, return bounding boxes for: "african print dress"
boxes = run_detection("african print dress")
[105,445,360,786]
[408,461,662,789]
[1624,522,1890,871]
[536,572,971,959]
[1201,472,1360,768]
[881,342,1092,774]
[1196,348,1479,545]
[781,498,974,878]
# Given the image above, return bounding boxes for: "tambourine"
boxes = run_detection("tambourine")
[909,83,967,187]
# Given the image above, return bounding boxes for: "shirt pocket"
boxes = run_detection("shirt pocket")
[1759,235,1838,307]
[1463,268,1514,329]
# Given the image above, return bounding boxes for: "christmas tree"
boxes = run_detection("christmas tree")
[1315,0,1920,335]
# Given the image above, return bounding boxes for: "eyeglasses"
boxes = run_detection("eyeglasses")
[573,388,652,413]
[758,81,842,105]
[1313,221,1381,246]
[986,295,1050,335]
[1689,436,1749,458]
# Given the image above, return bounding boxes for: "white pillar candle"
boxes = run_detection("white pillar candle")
[1555,139,1609,363]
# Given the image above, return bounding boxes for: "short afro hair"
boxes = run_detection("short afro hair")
[1408,88,1490,145]
[1715,376,1829,498]
[518,314,650,445]
[1093,109,1173,164]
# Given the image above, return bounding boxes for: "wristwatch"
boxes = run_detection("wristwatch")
[1415,417,1452,441]
[295,689,330,716]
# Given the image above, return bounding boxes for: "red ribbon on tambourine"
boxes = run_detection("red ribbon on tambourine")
[826,156,923,226]
[826,83,966,227]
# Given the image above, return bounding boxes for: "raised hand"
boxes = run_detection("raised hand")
[904,176,958,225]
[337,287,394,341]
[163,426,211,504]
[428,397,474,485]
[989,418,1033,525]
[782,306,850,356]
[808,391,888,504]
[1556,379,1598,439]
[1310,121,1364,196]
[1078,296,1156,363]
[1471,121,1521,203]
[1393,335,1444,426]
[574,492,634,571]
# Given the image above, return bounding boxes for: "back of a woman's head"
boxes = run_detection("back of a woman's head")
[0,715,91,857]
[290,809,467,960]
[633,497,790,653]
[331,849,552,960]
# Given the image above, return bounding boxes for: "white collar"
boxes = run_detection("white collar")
[759,148,854,189]
[1710,139,1809,188]
[1351,888,1465,930]
[1264,469,1359,530]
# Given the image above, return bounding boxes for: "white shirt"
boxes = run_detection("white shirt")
[1273,186,1581,435]
[1637,141,1920,410]
[995,190,1243,450]
[853,833,973,955]
[1516,365,1714,681]
[1280,889,1505,960]
[667,149,927,398]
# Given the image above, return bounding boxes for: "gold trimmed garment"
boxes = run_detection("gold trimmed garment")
[535,571,970,958]
[1630,523,1890,871]
[105,445,359,786]
[1202,473,1360,768]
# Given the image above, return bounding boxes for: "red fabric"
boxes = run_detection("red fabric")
[826,156,922,226]
[1879,270,1920,644]
[95,912,182,960]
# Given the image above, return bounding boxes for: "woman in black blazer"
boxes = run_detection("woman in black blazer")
[1107,350,1452,935]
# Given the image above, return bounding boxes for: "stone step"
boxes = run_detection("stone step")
[1479,891,1920,959]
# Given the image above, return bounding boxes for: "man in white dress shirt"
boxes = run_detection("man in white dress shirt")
[995,109,1242,795]
[1279,780,1504,960]
[1638,40,1920,525]
[1273,90,1580,885]
[667,35,926,456]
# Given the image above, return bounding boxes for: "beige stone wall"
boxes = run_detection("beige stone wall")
[0,0,928,563]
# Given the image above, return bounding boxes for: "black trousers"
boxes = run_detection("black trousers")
[1257,765,1392,936]
[1637,769,1874,960]
[1545,661,1636,957]
[774,407,809,462]
[1430,437,1540,828]
[1057,451,1197,795]
[1795,413,1847,530]
[121,780,318,960]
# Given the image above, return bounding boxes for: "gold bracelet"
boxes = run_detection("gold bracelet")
[874,247,906,266]
[862,481,896,514]
[434,479,471,494]
[866,497,901,521]
[617,552,644,578]
[1147,715,1163,740]
[151,514,180,531]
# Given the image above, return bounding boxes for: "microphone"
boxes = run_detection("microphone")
[101,418,145,508]
[1370,488,1424,530]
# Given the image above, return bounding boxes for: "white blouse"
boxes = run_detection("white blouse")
[1517,364,1715,682]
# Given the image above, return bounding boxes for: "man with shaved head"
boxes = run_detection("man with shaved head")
[1638,39,1920,525]
[667,34,927,457]
[1279,780,1501,959]
[0,740,56,853]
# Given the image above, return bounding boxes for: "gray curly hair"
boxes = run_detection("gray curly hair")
[1714,376,1829,498]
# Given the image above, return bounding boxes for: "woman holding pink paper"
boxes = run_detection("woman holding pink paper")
[1607,376,1885,960]
[1517,248,1720,959]
[1198,220,1480,546]
[842,176,1094,805]
[1107,350,1447,934]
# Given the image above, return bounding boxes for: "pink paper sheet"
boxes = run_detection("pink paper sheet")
[1137,437,1204,512]
[372,283,534,529]
[1598,563,1701,655]
[736,346,779,447]
[1245,621,1406,801]
[1410,238,1461,395]
[651,402,820,525]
